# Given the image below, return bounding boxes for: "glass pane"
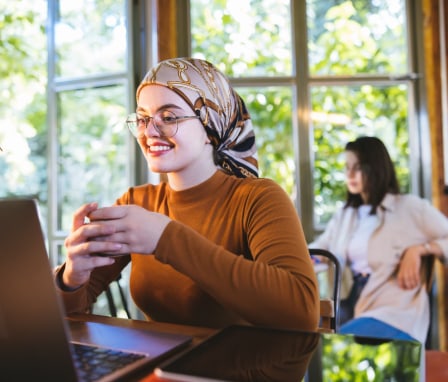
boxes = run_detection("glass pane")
[57,85,130,231]
[311,84,410,226]
[0,0,48,224]
[307,0,407,75]
[190,0,292,77]
[237,87,296,200]
[55,0,127,78]
[55,242,67,267]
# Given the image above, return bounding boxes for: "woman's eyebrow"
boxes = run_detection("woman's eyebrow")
[136,104,184,113]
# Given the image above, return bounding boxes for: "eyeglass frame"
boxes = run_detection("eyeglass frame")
[126,111,201,138]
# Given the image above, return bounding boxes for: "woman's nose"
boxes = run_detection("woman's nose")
[345,168,355,177]
[144,118,160,137]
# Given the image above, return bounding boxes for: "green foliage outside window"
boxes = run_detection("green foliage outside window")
[55,0,126,77]
[237,87,295,195]
[57,86,128,231]
[308,0,407,76]
[191,0,292,77]
[0,1,47,209]
[191,0,410,227]
[308,0,410,224]
[53,0,129,233]
[191,0,297,200]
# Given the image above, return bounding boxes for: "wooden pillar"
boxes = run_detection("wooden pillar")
[156,0,179,60]
[153,0,181,183]
[422,0,448,351]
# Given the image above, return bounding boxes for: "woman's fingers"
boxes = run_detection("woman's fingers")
[72,202,99,231]
[84,204,170,255]
[89,205,128,221]
[66,218,117,248]
[63,203,126,289]
[63,249,115,288]
[397,262,420,289]
[81,237,123,256]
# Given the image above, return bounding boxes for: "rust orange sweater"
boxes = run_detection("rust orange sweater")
[57,171,319,331]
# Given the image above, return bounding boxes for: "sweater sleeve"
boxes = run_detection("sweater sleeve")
[308,211,339,250]
[154,181,319,332]
[417,196,448,263]
[54,256,131,314]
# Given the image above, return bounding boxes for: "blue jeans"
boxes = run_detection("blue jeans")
[339,317,417,342]
[339,273,370,325]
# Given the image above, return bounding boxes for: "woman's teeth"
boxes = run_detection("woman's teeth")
[150,145,171,152]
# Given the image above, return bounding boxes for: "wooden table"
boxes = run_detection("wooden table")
[68,313,433,382]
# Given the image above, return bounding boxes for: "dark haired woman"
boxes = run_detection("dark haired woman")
[310,136,448,343]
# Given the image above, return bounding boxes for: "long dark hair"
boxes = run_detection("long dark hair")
[344,136,400,213]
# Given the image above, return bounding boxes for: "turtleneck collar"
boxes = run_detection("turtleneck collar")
[166,170,230,205]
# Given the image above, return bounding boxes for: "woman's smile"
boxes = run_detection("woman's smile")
[148,142,173,153]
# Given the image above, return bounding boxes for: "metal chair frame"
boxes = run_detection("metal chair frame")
[310,248,342,332]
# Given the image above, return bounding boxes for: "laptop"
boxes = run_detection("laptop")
[0,198,192,381]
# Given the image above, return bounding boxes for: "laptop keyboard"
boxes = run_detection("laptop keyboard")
[72,342,146,382]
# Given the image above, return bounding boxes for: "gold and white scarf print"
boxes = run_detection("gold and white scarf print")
[136,58,258,178]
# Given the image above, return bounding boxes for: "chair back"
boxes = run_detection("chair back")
[421,255,437,349]
[421,255,435,293]
[309,248,342,332]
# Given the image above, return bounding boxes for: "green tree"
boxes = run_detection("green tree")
[191,0,296,196]
[191,0,410,226]
[0,1,47,207]
[309,1,409,224]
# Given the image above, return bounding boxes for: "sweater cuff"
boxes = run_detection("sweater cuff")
[54,263,81,292]
[54,263,90,314]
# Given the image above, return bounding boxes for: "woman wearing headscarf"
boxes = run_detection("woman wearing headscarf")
[56,58,319,331]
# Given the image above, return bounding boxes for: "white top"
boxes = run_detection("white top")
[347,205,377,274]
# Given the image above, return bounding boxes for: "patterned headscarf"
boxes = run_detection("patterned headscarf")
[136,58,258,178]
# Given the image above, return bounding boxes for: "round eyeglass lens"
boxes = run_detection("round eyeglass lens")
[125,111,179,138]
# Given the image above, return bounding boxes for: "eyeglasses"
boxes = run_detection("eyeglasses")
[125,110,201,138]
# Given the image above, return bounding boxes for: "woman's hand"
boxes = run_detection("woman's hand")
[63,202,121,289]
[62,203,170,290]
[88,204,171,256]
[397,245,423,289]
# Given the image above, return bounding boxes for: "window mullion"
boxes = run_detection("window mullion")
[292,0,314,239]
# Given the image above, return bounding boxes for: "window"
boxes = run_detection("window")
[307,0,414,226]
[47,0,132,266]
[2,0,144,318]
[0,1,47,218]
[190,0,298,199]
[185,0,426,239]
[47,0,134,316]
